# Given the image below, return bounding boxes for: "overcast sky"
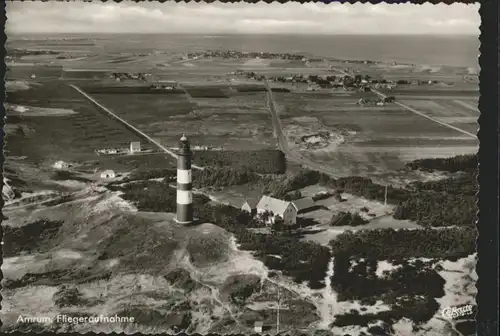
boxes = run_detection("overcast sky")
[6,1,479,35]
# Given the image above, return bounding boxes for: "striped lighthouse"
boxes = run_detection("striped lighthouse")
[176,133,193,224]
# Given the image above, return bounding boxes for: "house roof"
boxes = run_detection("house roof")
[254,321,264,327]
[256,195,292,216]
[101,170,115,175]
[292,197,314,211]
[242,198,259,209]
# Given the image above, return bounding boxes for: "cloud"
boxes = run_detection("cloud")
[6,2,480,35]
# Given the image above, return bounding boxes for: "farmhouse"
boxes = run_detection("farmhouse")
[100,170,116,179]
[130,141,141,153]
[292,197,315,214]
[241,198,259,215]
[256,195,297,225]
[53,160,69,170]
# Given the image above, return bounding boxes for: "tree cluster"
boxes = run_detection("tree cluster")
[263,169,324,198]
[408,171,477,196]
[118,180,210,213]
[394,191,476,227]
[192,149,286,174]
[406,154,477,173]
[51,170,92,183]
[329,227,476,260]
[192,167,261,189]
[236,229,331,289]
[3,218,63,258]
[329,211,368,227]
[283,190,303,201]
[125,168,177,183]
[331,251,446,327]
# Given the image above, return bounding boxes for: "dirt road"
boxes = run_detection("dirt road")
[70,84,204,170]
[177,82,197,105]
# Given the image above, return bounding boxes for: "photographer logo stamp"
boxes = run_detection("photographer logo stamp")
[441,304,474,319]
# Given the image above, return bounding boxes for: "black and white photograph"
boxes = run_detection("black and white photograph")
[2,2,479,335]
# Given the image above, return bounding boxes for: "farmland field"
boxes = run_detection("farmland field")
[7,64,63,79]
[5,80,176,172]
[272,90,478,175]
[91,89,276,150]
[397,99,479,135]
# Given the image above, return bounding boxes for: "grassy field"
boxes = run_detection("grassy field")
[272,90,478,176]
[398,99,479,135]
[7,65,63,79]
[91,90,276,150]
[5,80,176,172]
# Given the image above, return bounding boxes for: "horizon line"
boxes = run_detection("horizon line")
[8,32,478,37]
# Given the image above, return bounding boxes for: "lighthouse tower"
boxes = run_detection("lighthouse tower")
[176,134,193,224]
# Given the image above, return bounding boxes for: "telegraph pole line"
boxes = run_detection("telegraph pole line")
[276,284,280,335]
[384,185,388,206]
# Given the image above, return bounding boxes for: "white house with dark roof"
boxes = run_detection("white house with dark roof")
[256,195,297,225]
[129,141,141,153]
[100,170,116,179]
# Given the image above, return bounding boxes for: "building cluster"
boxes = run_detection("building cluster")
[233,68,442,94]
[241,195,315,226]
[95,142,142,156]
[357,96,396,107]
[149,83,178,91]
[110,72,150,82]
[95,147,121,155]
[171,134,317,227]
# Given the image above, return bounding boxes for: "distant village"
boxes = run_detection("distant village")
[110,72,151,82]
[234,70,440,90]
[184,50,307,61]
[181,49,397,66]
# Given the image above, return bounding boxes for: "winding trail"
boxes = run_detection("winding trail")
[173,249,241,327]
[69,84,204,170]
[316,253,339,329]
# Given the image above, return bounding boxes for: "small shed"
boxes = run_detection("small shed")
[254,321,263,333]
[100,170,116,179]
[130,141,141,153]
